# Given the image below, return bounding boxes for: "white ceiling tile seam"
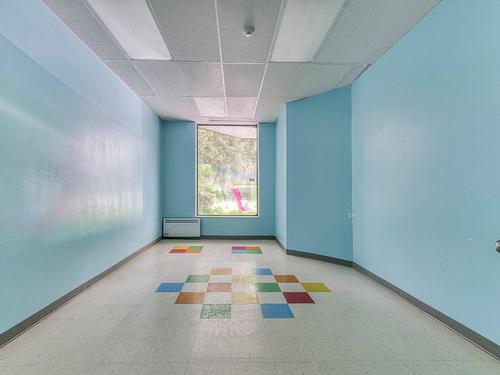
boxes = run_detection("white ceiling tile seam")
[214,0,228,118]
[82,0,156,95]
[80,0,129,59]
[252,0,287,119]
[145,0,175,61]
[85,0,172,60]
[311,0,350,63]
[271,0,345,62]
[45,0,440,122]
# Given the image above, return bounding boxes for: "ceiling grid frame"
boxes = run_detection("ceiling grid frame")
[251,0,287,119]
[44,0,442,122]
[311,0,351,63]
[214,0,228,118]
[80,0,157,97]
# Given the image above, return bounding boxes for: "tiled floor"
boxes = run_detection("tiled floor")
[0,240,498,374]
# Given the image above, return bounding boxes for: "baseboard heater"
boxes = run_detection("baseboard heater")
[163,218,200,238]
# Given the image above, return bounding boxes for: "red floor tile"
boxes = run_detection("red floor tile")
[283,292,315,304]
[207,283,232,292]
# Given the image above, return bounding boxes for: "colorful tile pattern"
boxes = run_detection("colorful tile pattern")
[175,292,205,304]
[301,282,331,292]
[155,267,331,319]
[274,275,299,283]
[186,275,210,283]
[283,292,315,304]
[260,303,294,319]
[232,246,262,254]
[255,283,281,292]
[155,282,184,292]
[169,245,203,254]
[200,304,231,319]
[211,267,232,275]
[253,268,273,275]
[207,282,231,292]
[232,292,259,304]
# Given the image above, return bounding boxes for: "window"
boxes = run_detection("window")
[197,124,258,216]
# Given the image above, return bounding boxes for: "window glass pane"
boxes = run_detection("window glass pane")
[197,125,258,216]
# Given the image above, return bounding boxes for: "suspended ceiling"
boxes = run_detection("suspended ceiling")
[43,0,439,123]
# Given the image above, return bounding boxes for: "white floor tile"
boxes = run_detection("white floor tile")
[0,239,497,373]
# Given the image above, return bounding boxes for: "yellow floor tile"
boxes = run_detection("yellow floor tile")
[232,292,259,304]
[232,275,256,284]
[301,282,331,292]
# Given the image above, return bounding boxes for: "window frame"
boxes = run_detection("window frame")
[195,123,259,218]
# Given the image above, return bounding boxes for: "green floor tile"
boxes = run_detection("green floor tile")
[189,246,203,250]
[246,250,262,254]
[255,283,281,292]
[186,275,210,283]
[200,304,231,319]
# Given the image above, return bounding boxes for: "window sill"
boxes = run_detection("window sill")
[196,215,260,219]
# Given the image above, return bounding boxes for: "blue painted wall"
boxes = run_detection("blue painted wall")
[285,88,353,260]
[162,121,275,236]
[352,0,500,343]
[0,1,161,333]
[275,109,287,247]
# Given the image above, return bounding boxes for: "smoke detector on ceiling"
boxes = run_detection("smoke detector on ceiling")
[242,26,255,38]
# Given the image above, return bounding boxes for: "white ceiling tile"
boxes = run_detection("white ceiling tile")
[272,0,344,62]
[261,62,355,98]
[227,97,257,118]
[335,64,368,88]
[106,60,153,96]
[296,63,353,97]
[149,0,220,62]
[43,0,90,19]
[224,63,265,97]
[133,60,188,96]
[255,97,299,122]
[87,0,172,60]
[261,63,308,98]
[177,62,224,97]
[141,96,199,121]
[217,0,281,63]
[133,61,223,97]
[45,0,441,122]
[43,0,126,60]
[314,0,440,64]
[194,97,226,117]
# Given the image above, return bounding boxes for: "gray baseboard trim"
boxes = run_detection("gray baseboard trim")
[353,263,500,360]
[162,235,275,240]
[0,236,162,348]
[286,248,353,267]
[275,237,287,254]
[200,235,276,240]
[274,237,352,267]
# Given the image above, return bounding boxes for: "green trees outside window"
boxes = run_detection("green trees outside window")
[197,125,258,216]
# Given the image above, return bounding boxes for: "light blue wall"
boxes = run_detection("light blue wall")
[162,122,196,217]
[275,108,287,247]
[162,121,275,236]
[285,88,353,260]
[0,1,161,333]
[352,0,500,343]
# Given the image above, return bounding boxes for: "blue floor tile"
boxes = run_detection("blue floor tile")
[232,250,247,254]
[260,303,294,319]
[155,282,184,292]
[253,268,273,275]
